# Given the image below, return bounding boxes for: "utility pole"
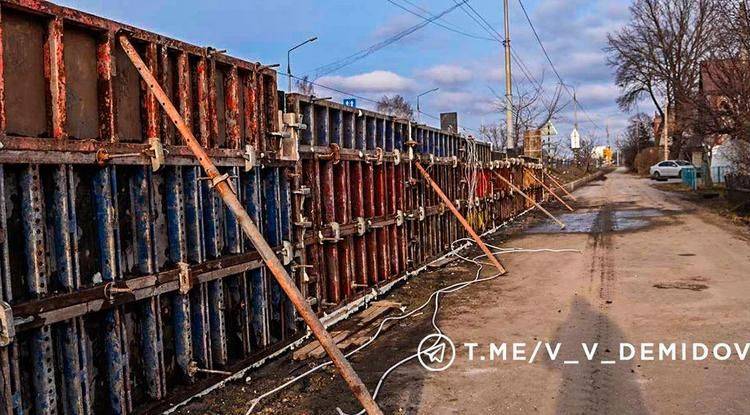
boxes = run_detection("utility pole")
[663,98,669,161]
[606,122,610,147]
[573,91,578,131]
[503,0,514,151]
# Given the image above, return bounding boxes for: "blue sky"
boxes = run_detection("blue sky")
[58,0,644,147]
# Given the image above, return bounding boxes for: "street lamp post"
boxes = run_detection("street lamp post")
[287,36,318,92]
[417,88,439,122]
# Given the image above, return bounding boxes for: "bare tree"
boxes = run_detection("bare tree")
[479,123,504,150]
[489,73,567,152]
[578,138,598,173]
[607,0,722,155]
[377,95,414,120]
[726,140,750,174]
[619,113,655,167]
[295,75,316,95]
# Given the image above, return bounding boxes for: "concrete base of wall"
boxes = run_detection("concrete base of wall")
[560,167,614,194]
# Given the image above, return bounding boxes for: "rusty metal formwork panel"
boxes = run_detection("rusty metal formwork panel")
[0,1,296,414]
[0,2,546,414]
[286,95,544,311]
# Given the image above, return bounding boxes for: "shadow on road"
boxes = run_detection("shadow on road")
[546,297,649,415]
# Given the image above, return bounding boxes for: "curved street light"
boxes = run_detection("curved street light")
[288,36,318,92]
[417,87,439,122]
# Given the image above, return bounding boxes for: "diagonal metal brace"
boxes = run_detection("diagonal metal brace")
[118,34,383,415]
[494,171,566,229]
[544,171,578,201]
[414,162,507,274]
[524,168,574,212]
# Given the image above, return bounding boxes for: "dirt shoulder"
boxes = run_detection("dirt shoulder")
[174,210,555,415]
[652,181,750,228]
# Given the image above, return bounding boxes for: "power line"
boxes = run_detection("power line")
[286,73,381,105]
[516,0,601,131]
[310,1,467,78]
[376,0,558,121]
[447,1,551,103]
[451,0,601,133]
[517,0,565,86]
[453,0,504,41]
[284,72,485,135]
[385,0,496,41]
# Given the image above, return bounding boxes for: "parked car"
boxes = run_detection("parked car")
[650,160,695,179]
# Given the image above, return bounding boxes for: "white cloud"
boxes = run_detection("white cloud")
[318,70,415,94]
[420,64,473,86]
[576,83,619,107]
[432,91,498,116]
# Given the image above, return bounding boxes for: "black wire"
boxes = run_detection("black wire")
[284,72,485,135]
[385,0,497,41]
[455,0,504,41]
[451,0,600,134]
[516,0,601,131]
[309,1,467,78]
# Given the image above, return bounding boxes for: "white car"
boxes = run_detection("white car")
[650,160,694,179]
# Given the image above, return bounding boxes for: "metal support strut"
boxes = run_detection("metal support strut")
[524,169,574,212]
[414,162,507,274]
[544,172,578,201]
[118,34,383,415]
[494,171,566,230]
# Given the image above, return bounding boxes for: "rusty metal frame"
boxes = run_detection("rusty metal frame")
[414,161,506,274]
[117,34,382,414]
[0,2,554,413]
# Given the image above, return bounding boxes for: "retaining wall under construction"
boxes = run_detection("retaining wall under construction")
[0,1,547,413]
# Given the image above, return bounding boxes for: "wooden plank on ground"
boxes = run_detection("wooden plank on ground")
[308,330,353,359]
[293,330,347,360]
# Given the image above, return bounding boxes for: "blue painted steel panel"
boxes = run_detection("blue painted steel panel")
[243,169,269,348]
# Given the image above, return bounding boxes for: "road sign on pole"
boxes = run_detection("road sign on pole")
[570,128,581,150]
[541,121,558,137]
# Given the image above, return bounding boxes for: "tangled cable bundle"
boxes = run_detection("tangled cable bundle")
[245,235,580,415]
[462,138,480,228]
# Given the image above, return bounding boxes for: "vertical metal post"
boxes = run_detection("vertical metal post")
[243,168,270,348]
[503,0,514,150]
[663,98,669,161]
[118,35,382,415]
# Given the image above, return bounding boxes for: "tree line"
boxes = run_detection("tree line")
[608,0,750,174]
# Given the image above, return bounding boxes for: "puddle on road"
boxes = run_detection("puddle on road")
[526,208,665,234]
[527,211,600,233]
[612,209,662,232]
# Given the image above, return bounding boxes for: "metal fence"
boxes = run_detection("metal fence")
[711,166,730,184]
[682,167,700,190]
[726,173,750,206]
[0,1,547,414]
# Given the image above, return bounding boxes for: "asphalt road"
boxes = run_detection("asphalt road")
[392,168,750,414]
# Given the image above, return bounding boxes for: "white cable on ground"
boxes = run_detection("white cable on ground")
[334,240,580,415]
[245,236,580,415]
